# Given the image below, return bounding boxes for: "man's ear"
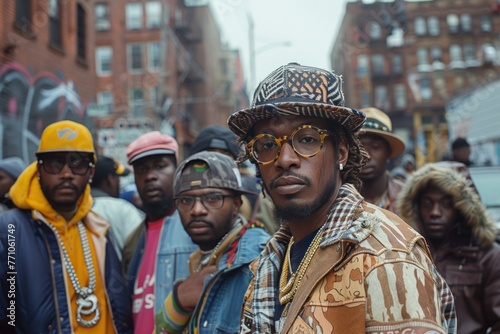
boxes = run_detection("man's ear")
[36,162,41,179]
[338,138,349,167]
[234,194,244,214]
[88,165,96,180]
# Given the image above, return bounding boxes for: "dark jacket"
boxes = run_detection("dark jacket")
[0,209,133,334]
[398,163,500,334]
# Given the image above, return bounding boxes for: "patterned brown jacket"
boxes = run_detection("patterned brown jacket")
[240,184,456,334]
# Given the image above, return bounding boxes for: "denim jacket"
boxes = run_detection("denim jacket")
[157,221,270,334]
[126,211,197,323]
[191,226,269,334]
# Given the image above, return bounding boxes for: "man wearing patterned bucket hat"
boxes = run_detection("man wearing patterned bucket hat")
[156,151,269,334]
[358,107,406,214]
[0,120,132,333]
[227,63,456,333]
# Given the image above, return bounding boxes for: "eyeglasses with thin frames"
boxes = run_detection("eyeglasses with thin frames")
[175,193,235,212]
[246,125,333,165]
[38,155,94,175]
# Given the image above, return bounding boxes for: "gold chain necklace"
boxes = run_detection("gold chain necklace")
[279,225,325,305]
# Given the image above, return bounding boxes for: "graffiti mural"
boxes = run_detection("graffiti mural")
[0,62,90,163]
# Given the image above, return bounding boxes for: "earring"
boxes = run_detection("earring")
[339,163,344,171]
[89,179,93,184]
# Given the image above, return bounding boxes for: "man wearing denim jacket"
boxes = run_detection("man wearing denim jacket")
[123,131,197,334]
[156,151,270,334]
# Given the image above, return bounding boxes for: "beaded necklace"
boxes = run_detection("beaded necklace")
[195,218,243,272]
[47,221,100,327]
[279,224,326,305]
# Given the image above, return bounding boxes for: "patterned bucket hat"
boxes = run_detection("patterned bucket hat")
[227,63,366,139]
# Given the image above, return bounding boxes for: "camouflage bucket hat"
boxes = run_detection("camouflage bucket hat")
[227,63,366,139]
[174,151,256,196]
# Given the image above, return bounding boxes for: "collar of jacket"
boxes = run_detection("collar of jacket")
[280,242,349,333]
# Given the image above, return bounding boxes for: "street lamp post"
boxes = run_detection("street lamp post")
[247,13,291,91]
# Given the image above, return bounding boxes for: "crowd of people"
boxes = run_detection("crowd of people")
[0,63,498,334]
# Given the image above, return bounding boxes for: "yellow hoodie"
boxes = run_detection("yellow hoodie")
[10,162,115,333]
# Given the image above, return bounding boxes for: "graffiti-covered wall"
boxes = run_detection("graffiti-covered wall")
[0,62,92,163]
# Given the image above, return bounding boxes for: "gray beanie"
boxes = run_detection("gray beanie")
[0,157,27,179]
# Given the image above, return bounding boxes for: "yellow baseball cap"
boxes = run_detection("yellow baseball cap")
[36,120,96,161]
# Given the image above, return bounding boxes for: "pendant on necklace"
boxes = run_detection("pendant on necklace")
[76,294,100,327]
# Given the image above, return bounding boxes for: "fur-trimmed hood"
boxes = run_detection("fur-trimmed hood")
[398,162,497,248]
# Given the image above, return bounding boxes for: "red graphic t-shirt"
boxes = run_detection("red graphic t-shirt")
[133,218,164,334]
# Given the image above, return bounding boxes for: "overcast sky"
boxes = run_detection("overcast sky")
[212,0,350,94]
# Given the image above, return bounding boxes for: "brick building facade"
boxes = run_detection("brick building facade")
[330,0,500,165]
[1,0,247,164]
[0,0,95,162]
[92,0,246,162]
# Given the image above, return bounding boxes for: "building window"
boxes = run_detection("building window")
[480,14,492,32]
[129,88,145,116]
[414,16,427,36]
[482,43,497,65]
[146,1,162,28]
[434,78,447,98]
[96,46,113,76]
[420,78,432,101]
[453,76,465,91]
[374,86,389,110]
[126,3,143,30]
[430,47,442,63]
[97,91,114,112]
[464,44,479,67]
[357,55,370,77]
[371,54,385,75]
[367,22,382,40]
[148,42,161,70]
[460,14,472,32]
[49,0,62,47]
[95,3,110,31]
[127,43,144,72]
[447,14,459,34]
[394,84,407,109]
[77,4,86,60]
[427,16,440,36]
[15,0,31,31]
[149,86,160,106]
[430,47,445,70]
[417,47,431,71]
[98,91,114,105]
[449,44,464,68]
[360,91,371,108]
[392,54,403,74]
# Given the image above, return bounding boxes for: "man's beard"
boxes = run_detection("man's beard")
[273,170,338,222]
[142,197,174,218]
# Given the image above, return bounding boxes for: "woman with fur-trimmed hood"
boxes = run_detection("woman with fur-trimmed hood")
[398,161,500,334]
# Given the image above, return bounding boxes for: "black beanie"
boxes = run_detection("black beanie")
[189,125,240,159]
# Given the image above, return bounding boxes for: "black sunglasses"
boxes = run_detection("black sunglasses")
[38,155,94,175]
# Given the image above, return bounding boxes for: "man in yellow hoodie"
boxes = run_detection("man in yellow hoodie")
[0,120,132,333]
